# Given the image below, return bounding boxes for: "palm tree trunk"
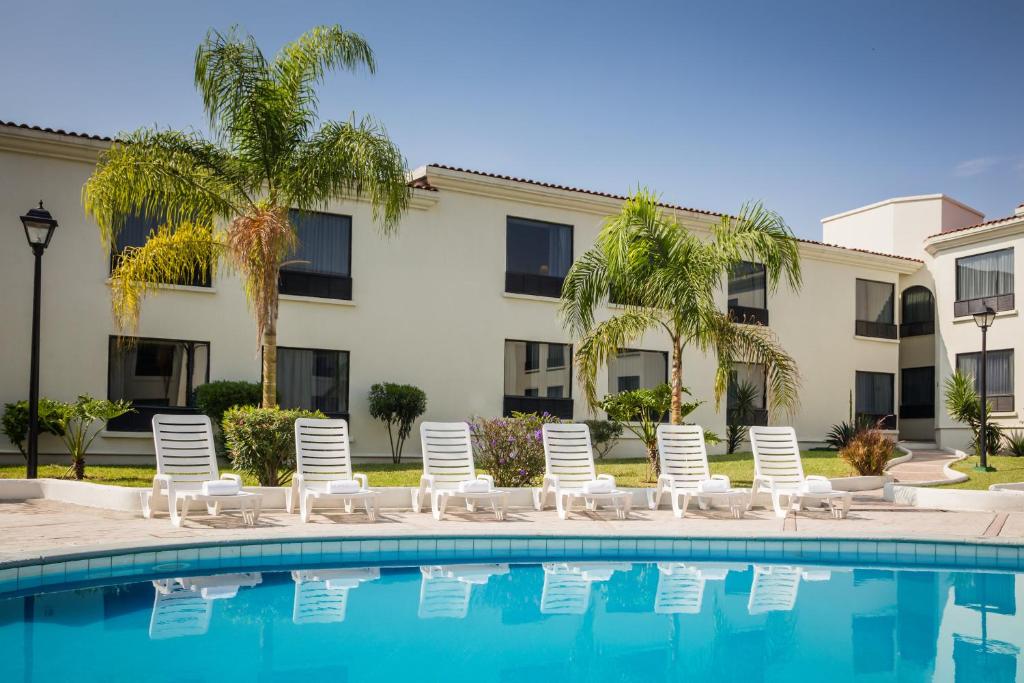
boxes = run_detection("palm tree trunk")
[262,322,277,409]
[669,339,683,424]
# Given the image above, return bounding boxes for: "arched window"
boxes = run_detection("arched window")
[901,286,934,337]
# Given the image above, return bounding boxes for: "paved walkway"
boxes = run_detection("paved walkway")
[887,448,962,485]
[0,497,1019,566]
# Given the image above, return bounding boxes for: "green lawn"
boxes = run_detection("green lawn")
[943,455,1024,490]
[0,449,854,488]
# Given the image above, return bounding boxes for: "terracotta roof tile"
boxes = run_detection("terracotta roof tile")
[926,213,1023,239]
[0,119,112,142]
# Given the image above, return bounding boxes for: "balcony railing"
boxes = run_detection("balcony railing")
[107,404,199,432]
[503,395,574,419]
[987,395,1015,413]
[855,320,898,339]
[728,305,769,326]
[505,272,565,298]
[279,270,352,300]
[953,294,1014,318]
[899,404,935,419]
[900,320,934,337]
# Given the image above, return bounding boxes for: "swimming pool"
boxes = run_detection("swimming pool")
[1,537,1021,682]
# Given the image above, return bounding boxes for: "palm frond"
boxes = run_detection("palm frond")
[109,222,223,331]
[83,129,246,248]
[712,201,802,293]
[284,117,408,232]
[573,309,666,408]
[712,315,801,417]
[559,249,611,338]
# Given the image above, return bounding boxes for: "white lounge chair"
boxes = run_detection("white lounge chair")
[648,424,747,518]
[535,423,633,519]
[413,422,508,521]
[418,564,509,619]
[653,562,737,614]
[747,565,801,614]
[540,562,631,615]
[143,414,262,527]
[289,418,379,522]
[291,567,379,624]
[149,573,262,639]
[748,426,852,519]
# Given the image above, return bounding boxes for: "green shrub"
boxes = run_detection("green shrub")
[471,412,559,487]
[944,371,1003,456]
[600,384,690,481]
[222,406,323,486]
[725,380,759,454]
[59,396,134,480]
[825,416,874,450]
[2,399,69,458]
[1003,429,1024,457]
[584,419,623,459]
[839,427,894,476]
[194,381,263,424]
[368,383,427,463]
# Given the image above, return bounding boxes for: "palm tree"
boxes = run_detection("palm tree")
[84,25,409,407]
[561,190,802,423]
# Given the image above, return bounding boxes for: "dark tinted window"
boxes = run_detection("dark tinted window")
[278,347,349,416]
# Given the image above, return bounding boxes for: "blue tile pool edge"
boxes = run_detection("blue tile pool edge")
[1,535,1021,598]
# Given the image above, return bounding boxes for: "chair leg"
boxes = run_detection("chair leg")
[556,493,569,520]
[466,499,476,513]
[366,497,377,523]
[432,492,447,521]
[173,497,189,528]
[648,482,664,511]
[300,493,313,523]
[748,480,760,511]
[671,492,687,519]
[533,487,545,511]
[771,492,788,519]
[620,496,632,520]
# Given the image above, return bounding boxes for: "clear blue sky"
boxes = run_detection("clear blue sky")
[2,0,1021,238]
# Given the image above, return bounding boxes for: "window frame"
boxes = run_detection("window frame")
[899,286,935,337]
[275,345,351,419]
[503,338,574,418]
[955,349,1015,413]
[855,278,897,340]
[504,215,574,298]
[727,362,769,426]
[279,209,354,301]
[106,335,211,432]
[954,248,1015,317]
[727,261,769,325]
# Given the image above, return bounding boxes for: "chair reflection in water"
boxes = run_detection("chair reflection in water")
[654,563,740,614]
[418,564,510,619]
[540,562,632,615]
[291,567,381,624]
[149,573,263,639]
[747,565,806,614]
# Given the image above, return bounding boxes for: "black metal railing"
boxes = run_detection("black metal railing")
[900,320,934,337]
[899,404,935,419]
[279,271,353,300]
[505,272,565,298]
[503,395,574,419]
[855,320,898,339]
[953,293,1014,318]
[107,404,199,432]
[728,305,769,326]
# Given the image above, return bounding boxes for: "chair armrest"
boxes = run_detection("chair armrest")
[353,473,369,490]
[220,473,242,485]
[597,473,616,488]
[477,473,495,487]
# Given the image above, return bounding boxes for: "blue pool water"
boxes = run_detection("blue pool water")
[1,541,1022,682]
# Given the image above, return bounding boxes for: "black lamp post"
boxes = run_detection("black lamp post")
[972,306,997,473]
[19,201,58,479]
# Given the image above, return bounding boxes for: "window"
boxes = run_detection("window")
[107,336,210,431]
[900,366,935,419]
[855,279,897,339]
[279,210,352,300]
[855,371,896,429]
[728,261,768,325]
[955,248,1015,316]
[727,362,768,426]
[956,349,1014,413]
[110,212,211,287]
[607,349,668,394]
[504,340,573,418]
[278,347,350,417]
[900,286,934,337]
[505,216,573,297]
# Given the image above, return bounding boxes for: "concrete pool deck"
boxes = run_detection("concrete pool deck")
[1,494,1021,566]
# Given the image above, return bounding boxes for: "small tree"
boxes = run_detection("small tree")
[725,380,758,455]
[222,406,323,486]
[2,399,69,459]
[584,419,623,459]
[944,371,1002,457]
[368,383,427,463]
[59,396,134,480]
[599,384,690,481]
[194,380,263,424]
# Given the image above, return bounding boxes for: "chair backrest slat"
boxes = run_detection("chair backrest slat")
[420,422,475,487]
[542,423,596,488]
[656,424,710,487]
[295,418,353,482]
[152,414,218,482]
[748,426,804,485]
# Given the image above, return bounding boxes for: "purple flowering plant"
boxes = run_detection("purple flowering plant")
[470,411,560,487]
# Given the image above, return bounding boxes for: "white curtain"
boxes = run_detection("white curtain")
[279,349,316,410]
[957,249,1014,300]
[856,280,894,323]
[856,372,893,414]
[958,351,1014,396]
[286,210,351,275]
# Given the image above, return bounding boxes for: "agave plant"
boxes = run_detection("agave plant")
[825,415,874,451]
[1003,429,1024,457]
[725,380,759,454]
[84,25,409,407]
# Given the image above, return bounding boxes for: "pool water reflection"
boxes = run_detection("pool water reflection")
[1,561,1021,682]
